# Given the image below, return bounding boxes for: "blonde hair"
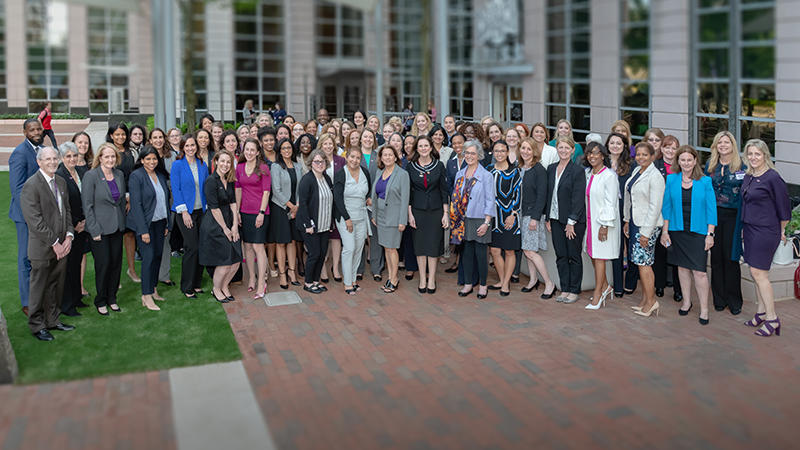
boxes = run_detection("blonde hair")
[744,139,775,174]
[707,130,742,173]
[554,134,575,150]
[611,120,632,147]
[316,134,337,157]
[410,112,433,136]
[504,127,521,162]
[555,119,574,141]
[388,116,404,132]
[92,143,121,168]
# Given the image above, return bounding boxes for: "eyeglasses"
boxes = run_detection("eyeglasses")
[311,160,326,165]
[464,151,478,156]
[647,137,661,143]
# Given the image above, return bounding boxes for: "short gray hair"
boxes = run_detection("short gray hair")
[58,141,78,157]
[585,133,603,145]
[36,146,59,161]
[463,139,484,161]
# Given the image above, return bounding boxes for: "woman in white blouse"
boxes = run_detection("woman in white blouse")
[582,142,620,310]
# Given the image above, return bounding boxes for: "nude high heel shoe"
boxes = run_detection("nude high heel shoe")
[634,301,659,317]
[142,295,161,311]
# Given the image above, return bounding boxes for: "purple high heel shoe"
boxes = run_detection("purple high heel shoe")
[744,312,766,327]
[754,317,781,337]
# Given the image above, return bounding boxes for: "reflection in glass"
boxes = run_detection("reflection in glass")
[699,12,729,42]
[622,110,649,138]
[742,46,774,79]
[699,48,728,78]
[741,8,774,41]
[622,83,649,108]
[698,117,728,149]
[697,83,729,114]
[740,83,775,119]
[741,120,775,156]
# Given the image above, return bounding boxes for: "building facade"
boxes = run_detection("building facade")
[0,0,798,182]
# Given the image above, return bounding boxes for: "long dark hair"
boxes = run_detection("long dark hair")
[605,132,633,176]
[582,141,611,170]
[410,135,439,163]
[275,138,297,170]
[106,122,130,150]
[238,137,266,176]
[71,131,94,166]
[133,145,169,177]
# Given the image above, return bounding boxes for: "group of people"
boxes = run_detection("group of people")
[9,108,791,341]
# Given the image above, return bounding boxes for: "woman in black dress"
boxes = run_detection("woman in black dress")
[488,140,522,296]
[199,150,242,303]
[56,142,88,316]
[407,135,449,293]
[268,138,304,288]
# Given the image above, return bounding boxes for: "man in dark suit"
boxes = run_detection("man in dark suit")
[21,147,76,341]
[8,119,45,317]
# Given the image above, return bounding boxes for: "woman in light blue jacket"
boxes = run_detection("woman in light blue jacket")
[660,146,717,325]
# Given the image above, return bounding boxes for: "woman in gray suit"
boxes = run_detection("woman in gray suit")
[371,144,410,293]
[82,143,127,315]
[268,138,304,288]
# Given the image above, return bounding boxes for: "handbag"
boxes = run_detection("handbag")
[773,239,795,265]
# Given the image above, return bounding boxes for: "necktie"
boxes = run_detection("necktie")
[50,178,62,215]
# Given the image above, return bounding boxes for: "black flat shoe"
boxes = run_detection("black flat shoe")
[624,289,635,295]
[194,288,205,294]
[444,266,458,273]
[699,317,709,325]
[678,303,693,316]
[356,274,363,281]
[477,291,488,299]
[730,308,741,316]
[458,288,473,297]
[521,281,541,293]
[488,285,501,291]
[655,288,664,297]
[673,292,683,302]
[510,275,520,283]
[500,290,510,297]
[303,285,323,294]
[33,329,54,341]
[418,286,427,294]
[405,272,415,280]
[334,276,342,282]
[96,306,109,316]
[109,304,122,312]
[290,280,301,286]
[714,305,726,311]
[280,283,288,289]
[321,277,329,283]
[427,287,436,294]
[160,280,176,286]
[614,292,624,298]
[541,287,556,299]
[184,291,197,299]
[373,274,382,282]
[227,296,236,302]
[49,322,75,331]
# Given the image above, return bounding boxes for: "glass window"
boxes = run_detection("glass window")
[692,0,775,154]
[316,1,364,59]
[546,1,591,137]
[620,0,650,139]
[234,1,286,114]
[0,1,6,101]
[86,7,129,114]
[26,1,69,113]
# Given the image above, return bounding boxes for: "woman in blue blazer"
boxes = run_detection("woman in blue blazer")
[660,146,717,325]
[128,146,172,310]
[171,135,208,298]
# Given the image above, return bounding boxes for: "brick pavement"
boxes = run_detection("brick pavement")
[228,268,800,450]
[1,265,799,450]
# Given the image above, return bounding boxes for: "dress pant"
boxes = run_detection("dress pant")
[176,209,204,293]
[15,221,31,307]
[28,256,67,333]
[612,211,639,293]
[401,227,418,271]
[137,219,167,295]
[304,230,330,283]
[457,243,479,285]
[710,207,743,311]
[512,249,523,277]
[338,218,368,286]
[550,220,586,294]
[158,214,173,282]
[462,240,488,286]
[43,128,57,147]
[91,231,123,307]
[61,233,85,313]
[358,219,384,276]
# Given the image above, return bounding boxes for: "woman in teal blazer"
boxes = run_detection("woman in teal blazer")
[660,146,717,325]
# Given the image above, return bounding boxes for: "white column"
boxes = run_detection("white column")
[775,0,800,184]
[650,0,690,144]
[522,0,546,124]
[67,4,89,113]
[286,0,315,118]
[589,0,620,134]
[5,0,27,111]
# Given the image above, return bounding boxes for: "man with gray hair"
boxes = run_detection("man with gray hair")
[20,146,76,341]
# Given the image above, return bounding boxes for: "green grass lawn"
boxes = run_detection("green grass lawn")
[0,172,241,384]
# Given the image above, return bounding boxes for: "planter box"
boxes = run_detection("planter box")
[741,260,799,303]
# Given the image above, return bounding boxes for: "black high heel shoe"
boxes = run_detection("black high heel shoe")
[287,268,302,286]
[540,286,556,299]
[521,281,541,293]
[678,303,693,316]
[458,288,473,297]
[212,289,229,304]
[418,286,427,294]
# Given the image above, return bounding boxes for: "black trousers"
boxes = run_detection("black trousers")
[613,213,640,294]
[710,207,743,311]
[550,220,586,294]
[29,256,67,333]
[176,210,204,293]
[43,128,57,148]
[304,231,330,284]
[654,240,682,294]
[137,219,167,296]
[462,240,488,286]
[61,234,85,313]
[91,231,123,307]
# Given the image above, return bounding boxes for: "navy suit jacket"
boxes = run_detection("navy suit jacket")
[128,168,172,236]
[8,140,40,223]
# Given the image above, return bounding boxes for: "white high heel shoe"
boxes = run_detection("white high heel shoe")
[585,296,605,310]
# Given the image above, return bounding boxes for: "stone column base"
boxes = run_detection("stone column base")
[741,261,799,303]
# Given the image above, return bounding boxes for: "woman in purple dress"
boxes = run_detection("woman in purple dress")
[740,139,791,337]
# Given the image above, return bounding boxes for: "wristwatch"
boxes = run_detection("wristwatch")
[707,232,715,237]
[484,220,492,226]
[259,210,265,215]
